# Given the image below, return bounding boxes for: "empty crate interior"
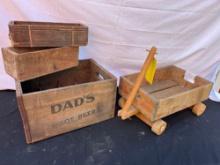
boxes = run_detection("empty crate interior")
[21,59,112,94]
[124,66,210,100]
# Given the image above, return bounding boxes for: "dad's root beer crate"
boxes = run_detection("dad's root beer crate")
[119,65,212,135]
[16,59,117,143]
[2,46,79,81]
[9,21,88,47]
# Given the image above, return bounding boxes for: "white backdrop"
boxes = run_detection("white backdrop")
[1,0,220,90]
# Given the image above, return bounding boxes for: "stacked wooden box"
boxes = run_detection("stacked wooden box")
[2,21,117,143]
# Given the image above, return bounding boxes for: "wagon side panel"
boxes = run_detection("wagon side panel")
[154,84,212,121]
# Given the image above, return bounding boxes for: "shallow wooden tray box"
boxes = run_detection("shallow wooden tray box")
[119,65,212,134]
[2,46,79,81]
[16,59,117,143]
[9,21,88,47]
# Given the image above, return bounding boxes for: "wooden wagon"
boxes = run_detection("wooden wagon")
[118,52,212,135]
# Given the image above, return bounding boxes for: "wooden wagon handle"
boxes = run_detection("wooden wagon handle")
[118,47,157,119]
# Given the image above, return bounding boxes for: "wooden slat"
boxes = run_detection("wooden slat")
[151,85,189,99]
[141,80,178,93]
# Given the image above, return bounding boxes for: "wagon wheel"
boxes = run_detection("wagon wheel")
[151,120,167,135]
[191,102,206,116]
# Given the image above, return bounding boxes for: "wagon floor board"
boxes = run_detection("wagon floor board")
[141,80,178,94]
[151,85,190,99]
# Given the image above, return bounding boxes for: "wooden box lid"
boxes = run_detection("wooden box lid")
[9,21,88,47]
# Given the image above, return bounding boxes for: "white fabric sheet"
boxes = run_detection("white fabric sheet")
[210,64,220,102]
[1,0,220,91]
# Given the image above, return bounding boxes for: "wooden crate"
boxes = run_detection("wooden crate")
[2,46,79,81]
[9,21,88,47]
[16,59,117,143]
[119,65,212,135]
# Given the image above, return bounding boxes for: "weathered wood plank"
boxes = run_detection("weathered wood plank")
[142,80,178,94]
